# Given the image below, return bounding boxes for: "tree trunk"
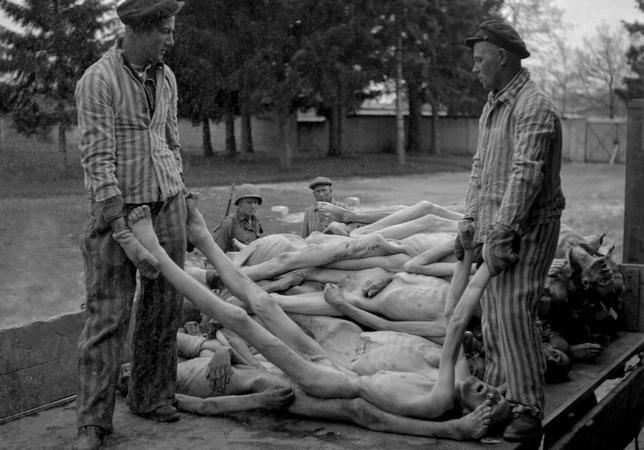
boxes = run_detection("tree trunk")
[201,116,214,157]
[278,111,296,170]
[407,81,422,153]
[225,110,236,158]
[57,123,67,168]
[429,94,441,155]
[395,35,406,166]
[327,97,344,156]
[241,104,254,154]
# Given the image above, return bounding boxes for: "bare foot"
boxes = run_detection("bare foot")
[274,271,305,291]
[453,399,491,440]
[323,221,350,236]
[259,386,295,410]
[185,194,211,250]
[570,343,602,361]
[127,205,162,254]
[361,270,394,297]
[323,283,345,307]
[112,224,160,279]
[317,201,350,223]
[232,238,247,251]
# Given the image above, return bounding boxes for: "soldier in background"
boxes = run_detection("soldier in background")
[213,184,264,252]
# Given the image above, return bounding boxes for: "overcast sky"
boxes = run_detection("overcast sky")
[1,0,644,46]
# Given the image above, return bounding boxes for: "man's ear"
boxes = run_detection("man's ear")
[497,48,508,66]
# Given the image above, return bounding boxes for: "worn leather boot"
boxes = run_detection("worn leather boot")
[503,411,543,442]
[72,425,106,450]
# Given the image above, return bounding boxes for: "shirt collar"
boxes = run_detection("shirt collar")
[114,39,163,74]
[487,67,530,106]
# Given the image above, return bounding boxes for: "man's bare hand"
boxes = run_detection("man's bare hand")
[206,347,232,392]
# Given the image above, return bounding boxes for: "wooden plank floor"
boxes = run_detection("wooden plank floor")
[2,332,643,450]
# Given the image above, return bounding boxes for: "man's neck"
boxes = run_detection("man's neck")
[495,66,522,93]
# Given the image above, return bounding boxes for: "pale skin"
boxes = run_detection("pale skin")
[231,230,460,283]
[125,201,503,439]
[317,200,463,239]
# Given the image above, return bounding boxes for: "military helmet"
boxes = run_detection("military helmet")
[234,184,263,205]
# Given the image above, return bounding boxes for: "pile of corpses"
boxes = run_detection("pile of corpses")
[143,199,625,440]
[540,224,624,376]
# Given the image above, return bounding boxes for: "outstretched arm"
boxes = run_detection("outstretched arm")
[404,240,458,277]
[434,259,491,410]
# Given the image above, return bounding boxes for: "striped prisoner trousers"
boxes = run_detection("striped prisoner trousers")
[481,220,560,419]
[77,193,186,431]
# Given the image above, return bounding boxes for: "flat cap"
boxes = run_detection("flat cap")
[309,176,333,189]
[465,19,530,59]
[117,0,184,27]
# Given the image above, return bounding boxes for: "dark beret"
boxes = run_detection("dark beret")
[464,19,530,59]
[309,176,333,189]
[117,0,184,27]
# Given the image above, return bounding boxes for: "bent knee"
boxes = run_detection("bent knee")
[227,304,253,328]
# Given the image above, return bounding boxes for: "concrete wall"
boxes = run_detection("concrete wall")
[0,114,625,163]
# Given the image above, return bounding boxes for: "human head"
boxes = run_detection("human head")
[117,0,183,62]
[308,176,333,203]
[465,19,528,91]
[234,184,262,218]
[457,376,513,430]
[544,344,572,383]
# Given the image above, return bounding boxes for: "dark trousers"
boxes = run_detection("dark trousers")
[76,193,186,431]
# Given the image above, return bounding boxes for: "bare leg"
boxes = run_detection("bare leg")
[289,389,491,441]
[183,198,338,360]
[434,259,491,411]
[243,234,406,281]
[128,205,360,399]
[176,386,294,415]
[404,240,459,276]
[317,202,403,224]
[352,214,458,240]
[350,201,462,237]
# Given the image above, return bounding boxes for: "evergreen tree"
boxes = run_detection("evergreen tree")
[0,0,117,166]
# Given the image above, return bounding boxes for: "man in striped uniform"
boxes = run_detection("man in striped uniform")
[460,19,566,442]
[301,176,344,237]
[74,0,187,448]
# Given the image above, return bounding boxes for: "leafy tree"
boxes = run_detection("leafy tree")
[372,0,500,159]
[619,0,644,102]
[291,0,381,157]
[0,0,116,166]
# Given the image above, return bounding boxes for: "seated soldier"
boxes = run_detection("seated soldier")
[213,184,264,252]
[124,199,513,440]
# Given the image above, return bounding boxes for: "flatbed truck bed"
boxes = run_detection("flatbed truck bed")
[2,318,642,449]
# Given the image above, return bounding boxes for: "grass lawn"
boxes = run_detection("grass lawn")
[0,137,627,329]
